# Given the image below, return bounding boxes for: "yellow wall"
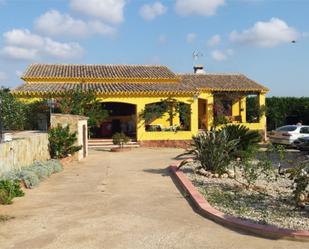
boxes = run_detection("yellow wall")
[96,96,198,141]
[18,91,267,141]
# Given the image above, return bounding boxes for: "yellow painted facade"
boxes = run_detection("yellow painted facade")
[18,91,266,141]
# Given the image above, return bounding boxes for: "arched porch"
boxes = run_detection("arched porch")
[91,102,137,139]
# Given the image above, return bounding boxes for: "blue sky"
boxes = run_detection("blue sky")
[0,0,308,96]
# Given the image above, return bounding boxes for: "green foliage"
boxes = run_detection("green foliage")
[213,115,229,127]
[141,101,167,124]
[0,180,24,205]
[48,124,82,159]
[23,100,49,130]
[0,87,27,130]
[237,156,275,188]
[59,87,108,128]
[177,102,191,129]
[180,130,238,175]
[112,132,130,147]
[140,98,191,129]
[219,124,261,158]
[246,96,266,123]
[265,97,309,130]
[287,163,309,206]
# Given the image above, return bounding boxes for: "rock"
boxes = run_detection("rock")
[197,168,208,176]
[299,193,306,202]
[221,173,228,178]
[207,172,213,178]
[213,173,219,178]
[227,170,235,179]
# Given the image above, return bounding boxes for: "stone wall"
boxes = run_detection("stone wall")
[50,114,88,161]
[0,131,50,176]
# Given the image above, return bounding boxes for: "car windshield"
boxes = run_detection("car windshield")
[276,126,297,132]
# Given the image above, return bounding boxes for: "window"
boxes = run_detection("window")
[277,126,297,132]
[300,127,309,134]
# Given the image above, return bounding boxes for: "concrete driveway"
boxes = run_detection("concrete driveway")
[0,148,306,249]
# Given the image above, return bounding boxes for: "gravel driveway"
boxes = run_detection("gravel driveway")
[0,148,307,249]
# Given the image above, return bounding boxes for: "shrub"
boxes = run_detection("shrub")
[112,132,130,148]
[287,163,309,206]
[236,156,275,189]
[48,124,82,159]
[0,87,27,130]
[219,124,261,158]
[18,170,40,189]
[0,160,63,189]
[179,130,238,175]
[0,180,24,205]
[59,87,109,130]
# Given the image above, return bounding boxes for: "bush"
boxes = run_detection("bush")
[19,170,40,189]
[219,124,261,158]
[236,156,275,189]
[48,124,82,159]
[0,180,24,205]
[0,87,27,130]
[112,132,130,147]
[287,163,309,206]
[179,130,238,175]
[0,160,63,189]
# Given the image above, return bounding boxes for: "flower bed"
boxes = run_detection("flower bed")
[181,161,309,231]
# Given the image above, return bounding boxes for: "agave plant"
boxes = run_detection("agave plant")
[219,124,261,158]
[179,130,239,175]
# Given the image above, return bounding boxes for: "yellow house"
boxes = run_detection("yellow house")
[13,64,268,147]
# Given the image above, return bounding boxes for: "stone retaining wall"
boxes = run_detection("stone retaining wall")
[0,131,50,176]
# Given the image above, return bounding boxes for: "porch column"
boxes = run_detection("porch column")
[191,97,199,135]
[207,94,214,130]
[136,103,146,141]
[258,93,267,140]
[240,96,246,123]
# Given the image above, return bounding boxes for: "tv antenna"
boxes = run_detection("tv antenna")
[192,50,203,61]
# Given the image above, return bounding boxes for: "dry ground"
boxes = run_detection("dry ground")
[0,148,307,249]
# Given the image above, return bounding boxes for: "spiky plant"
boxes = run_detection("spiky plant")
[219,124,261,158]
[179,130,239,175]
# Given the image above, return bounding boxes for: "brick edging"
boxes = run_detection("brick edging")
[169,165,309,240]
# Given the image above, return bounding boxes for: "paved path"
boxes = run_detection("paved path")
[0,148,307,249]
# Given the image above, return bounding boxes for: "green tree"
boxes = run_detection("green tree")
[0,87,27,130]
[58,87,108,128]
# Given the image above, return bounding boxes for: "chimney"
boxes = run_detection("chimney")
[193,64,206,74]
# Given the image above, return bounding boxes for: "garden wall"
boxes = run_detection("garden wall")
[0,131,50,176]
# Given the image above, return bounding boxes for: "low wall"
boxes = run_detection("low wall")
[140,140,191,148]
[0,131,50,176]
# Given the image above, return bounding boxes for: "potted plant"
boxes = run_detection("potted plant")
[111,132,130,152]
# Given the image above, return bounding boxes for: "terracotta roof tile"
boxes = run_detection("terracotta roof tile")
[178,73,268,92]
[13,82,195,96]
[22,64,177,80]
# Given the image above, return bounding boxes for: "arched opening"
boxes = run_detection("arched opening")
[141,100,191,132]
[91,102,136,139]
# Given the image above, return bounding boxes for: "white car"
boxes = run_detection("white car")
[269,125,309,146]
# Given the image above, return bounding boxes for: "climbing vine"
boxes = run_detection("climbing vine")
[140,97,191,129]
